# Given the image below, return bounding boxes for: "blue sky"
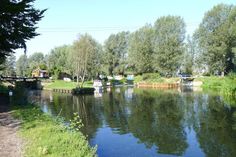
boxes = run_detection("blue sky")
[16,0,236,58]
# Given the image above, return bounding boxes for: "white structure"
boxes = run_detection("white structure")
[93,80,103,87]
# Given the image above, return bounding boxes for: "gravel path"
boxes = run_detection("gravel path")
[0,96,23,157]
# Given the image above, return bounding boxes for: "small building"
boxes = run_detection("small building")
[32,68,48,78]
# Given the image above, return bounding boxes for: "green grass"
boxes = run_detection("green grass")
[43,80,93,90]
[12,104,96,157]
[195,75,236,96]
[134,73,179,83]
[195,76,224,89]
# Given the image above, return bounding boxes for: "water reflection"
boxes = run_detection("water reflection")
[29,87,236,157]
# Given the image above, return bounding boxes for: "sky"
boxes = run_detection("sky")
[15,0,236,59]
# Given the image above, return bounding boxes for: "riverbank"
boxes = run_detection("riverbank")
[195,75,236,95]
[134,73,236,95]
[11,104,96,157]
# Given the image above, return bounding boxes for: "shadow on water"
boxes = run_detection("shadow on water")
[28,87,236,157]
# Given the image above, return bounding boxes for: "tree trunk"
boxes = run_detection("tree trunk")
[76,73,79,85]
[80,74,85,88]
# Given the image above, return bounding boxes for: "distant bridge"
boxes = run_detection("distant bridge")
[0,76,38,82]
[0,76,42,89]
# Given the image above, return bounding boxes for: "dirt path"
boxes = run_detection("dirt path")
[0,95,23,157]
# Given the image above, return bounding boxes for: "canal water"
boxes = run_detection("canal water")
[28,87,236,157]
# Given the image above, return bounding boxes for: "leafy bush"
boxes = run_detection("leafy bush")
[199,75,236,96]
[134,73,164,83]
[142,73,161,80]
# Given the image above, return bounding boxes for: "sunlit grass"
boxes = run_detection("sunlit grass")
[12,104,96,157]
[134,73,179,83]
[196,75,236,96]
[43,80,93,90]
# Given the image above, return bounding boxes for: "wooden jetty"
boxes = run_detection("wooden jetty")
[137,82,179,88]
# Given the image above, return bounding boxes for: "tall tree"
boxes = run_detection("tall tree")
[104,31,129,75]
[194,4,236,75]
[28,52,46,72]
[128,25,154,74]
[16,54,29,76]
[0,0,46,62]
[0,54,16,76]
[153,16,186,76]
[181,35,196,74]
[47,45,70,78]
[70,34,100,86]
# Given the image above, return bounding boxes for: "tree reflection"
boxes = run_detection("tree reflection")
[194,94,236,157]
[129,89,188,156]
[102,88,129,134]
[72,95,102,139]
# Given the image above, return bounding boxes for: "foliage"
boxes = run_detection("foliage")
[134,73,179,83]
[221,73,236,96]
[194,4,236,75]
[0,0,46,62]
[70,34,101,86]
[12,104,96,157]
[153,16,186,76]
[196,76,224,89]
[16,54,29,77]
[181,35,195,74]
[69,113,84,131]
[128,25,154,74]
[47,45,71,79]
[0,54,16,76]
[196,74,236,96]
[28,52,46,72]
[104,31,130,75]
[141,73,163,82]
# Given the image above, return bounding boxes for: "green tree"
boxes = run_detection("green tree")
[28,52,46,72]
[181,35,195,74]
[0,54,16,76]
[104,31,129,75]
[16,54,29,76]
[128,25,154,74]
[47,45,71,79]
[194,4,236,75]
[70,34,100,86]
[153,16,186,76]
[0,0,46,62]
[194,94,236,157]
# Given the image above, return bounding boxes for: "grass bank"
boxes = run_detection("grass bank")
[195,75,236,96]
[42,80,93,90]
[134,73,179,83]
[12,104,96,157]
